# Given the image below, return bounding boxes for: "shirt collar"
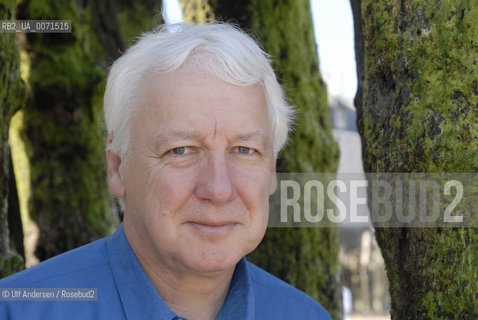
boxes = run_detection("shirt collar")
[106,224,254,320]
[106,224,177,320]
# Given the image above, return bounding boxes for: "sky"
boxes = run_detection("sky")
[163,0,357,101]
[311,0,357,101]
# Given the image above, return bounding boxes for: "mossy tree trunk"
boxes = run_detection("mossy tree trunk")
[17,0,117,261]
[7,155,24,260]
[113,0,163,50]
[210,0,342,317]
[352,0,478,318]
[179,0,215,24]
[14,0,162,263]
[0,0,26,277]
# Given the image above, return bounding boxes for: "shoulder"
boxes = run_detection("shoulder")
[0,237,125,319]
[246,261,332,320]
[0,237,110,288]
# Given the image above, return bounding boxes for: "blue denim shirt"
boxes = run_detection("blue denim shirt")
[0,224,331,319]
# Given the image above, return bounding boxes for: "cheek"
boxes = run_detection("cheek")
[235,164,270,197]
[143,166,199,217]
[139,168,200,247]
[234,169,271,223]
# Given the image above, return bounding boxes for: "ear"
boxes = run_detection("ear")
[106,137,125,198]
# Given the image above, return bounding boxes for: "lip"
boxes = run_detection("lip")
[187,221,238,236]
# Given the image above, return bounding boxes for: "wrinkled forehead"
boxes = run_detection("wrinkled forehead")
[135,57,271,117]
[131,63,274,145]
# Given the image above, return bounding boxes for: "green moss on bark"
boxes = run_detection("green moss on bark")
[361,0,478,173]
[0,0,26,276]
[179,0,215,24]
[247,0,338,173]
[116,0,163,46]
[0,253,24,278]
[359,0,478,318]
[20,0,117,261]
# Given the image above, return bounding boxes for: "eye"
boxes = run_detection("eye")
[236,146,252,155]
[171,147,187,155]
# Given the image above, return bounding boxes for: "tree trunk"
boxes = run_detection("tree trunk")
[7,153,24,260]
[210,1,342,317]
[114,0,164,49]
[0,0,26,277]
[13,0,163,263]
[179,0,215,24]
[354,0,478,318]
[17,0,119,261]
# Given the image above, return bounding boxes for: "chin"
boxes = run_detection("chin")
[189,248,244,274]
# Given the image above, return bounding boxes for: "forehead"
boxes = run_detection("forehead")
[134,64,272,140]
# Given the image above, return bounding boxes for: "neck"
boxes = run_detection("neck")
[125,225,235,320]
[143,260,233,320]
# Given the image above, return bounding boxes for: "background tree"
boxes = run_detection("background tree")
[0,0,26,277]
[17,0,117,262]
[180,0,214,24]
[352,0,478,318]
[209,0,342,317]
[14,0,162,262]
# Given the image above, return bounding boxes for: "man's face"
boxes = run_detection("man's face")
[109,63,277,275]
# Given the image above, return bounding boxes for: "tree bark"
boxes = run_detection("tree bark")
[114,0,164,48]
[0,0,26,277]
[210,0,342,317]
[17,0,119,261]
[179,0,215,24]
[354,0,478,318]
[7,153,24,260]
[349,0,364,137]
[12,0,163,263]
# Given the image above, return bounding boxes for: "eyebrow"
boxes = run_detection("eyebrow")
[231,131,271,151]
[157,130,202,141]
[231,131,268,142]
[152,130,202,150]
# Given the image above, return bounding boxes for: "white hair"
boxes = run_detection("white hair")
[103,22,294,159]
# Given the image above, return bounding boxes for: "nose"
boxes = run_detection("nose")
[195,152,236,204]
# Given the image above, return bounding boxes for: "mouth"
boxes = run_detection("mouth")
[187,221,238,236]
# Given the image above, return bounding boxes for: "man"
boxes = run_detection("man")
[0,22,332,319]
